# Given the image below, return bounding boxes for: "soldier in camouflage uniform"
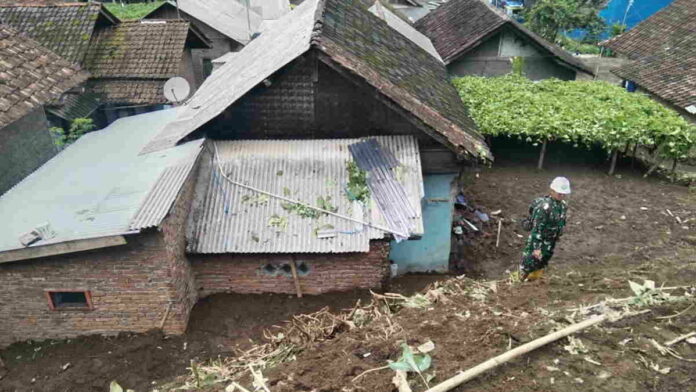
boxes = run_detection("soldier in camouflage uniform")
[519,177,570,281]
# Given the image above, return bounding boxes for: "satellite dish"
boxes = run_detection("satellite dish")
[163,77,191,104]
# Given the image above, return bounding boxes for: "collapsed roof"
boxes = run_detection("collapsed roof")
[414,0,593,75]
[143,0,491,161]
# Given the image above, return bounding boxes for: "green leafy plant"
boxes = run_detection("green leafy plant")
[628,280,678,306]
[50,118,96,148]
[103,1,165,20]
[281,202,321,219]
[346,161,370,203]
[388,344,432,388]
[523,0,606,42]
[453,75,696,173]
[317,195,338,213]
[511,56,525,76]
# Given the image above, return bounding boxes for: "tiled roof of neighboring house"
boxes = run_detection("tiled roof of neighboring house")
[46,91,102,121]
[143,0,491,161]
[601,0,696,60]
[146,0,263,45]
[0,108,204,259]
[86,79,167,105]
[83,20,209,104]
[0,2,117,64]
[188,136,424,254]
[612,35,696,112]
[414,0,593,74]
[84,20,191,78]
[0,24,88,129]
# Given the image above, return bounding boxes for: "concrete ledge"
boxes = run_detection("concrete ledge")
[0,235,127,264]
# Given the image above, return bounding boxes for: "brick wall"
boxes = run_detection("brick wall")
[0,160,200,347]
[0,108,57,196]
[190,241,390,297]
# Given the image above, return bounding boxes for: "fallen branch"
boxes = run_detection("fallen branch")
[665,332,696,347]
[657,304,694,320]
[351,365,391,382]
[424,315,607,392]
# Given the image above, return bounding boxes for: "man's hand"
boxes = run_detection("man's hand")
[533,249,542,260]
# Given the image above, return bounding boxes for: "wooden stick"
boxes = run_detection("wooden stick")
[159,301,173,329]
[657,303,693,320]
[666,331,696,347]
[496,219,502,248]
[424,315,607,392]
[289,258,303,298]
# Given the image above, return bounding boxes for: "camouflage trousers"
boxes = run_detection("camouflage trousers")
[519,236,557,275]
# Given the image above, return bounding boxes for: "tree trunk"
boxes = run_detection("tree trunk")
[644,146,663,178]
[631,144,638,169]
[623,142,630,155]
[537,140,547,170]
[608,149,618,176]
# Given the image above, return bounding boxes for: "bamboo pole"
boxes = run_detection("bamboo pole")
[289,258,303,298]
[608,149,618,176]
[424,315,607,392]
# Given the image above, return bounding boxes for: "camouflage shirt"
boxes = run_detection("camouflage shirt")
[529,196,567,250]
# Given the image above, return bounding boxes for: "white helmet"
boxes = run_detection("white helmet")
[550,177,571,194]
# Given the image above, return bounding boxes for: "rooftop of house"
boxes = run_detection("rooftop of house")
[82,19,210,104]
[0,108,203,262]
[414,0,593,75]
[145,0,264,45]
[0,2,117,64]
[0,23,88,129]
[188,136,424,254]
[612,34,696,113]
[143,0,491,161]
[601,0,696,60]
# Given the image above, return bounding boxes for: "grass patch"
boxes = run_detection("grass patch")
[104,1,164,21]
[557,35,602,55]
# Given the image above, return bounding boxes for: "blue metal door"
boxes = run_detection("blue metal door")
[389,174,455,274]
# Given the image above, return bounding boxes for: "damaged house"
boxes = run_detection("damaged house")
[0,0,489,347]
[0,2,211,125]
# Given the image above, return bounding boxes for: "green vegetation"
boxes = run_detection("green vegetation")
[556,35,602,55]
[104,1,164,21]
[453,75,696,174]
[345,161,370,203]
[523,0,605,42]
[50,118,96,148]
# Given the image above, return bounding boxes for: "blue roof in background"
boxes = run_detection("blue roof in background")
[601,0,673,29]
[567,0,674,40]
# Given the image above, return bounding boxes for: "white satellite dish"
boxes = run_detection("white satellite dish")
[163,77,191,104]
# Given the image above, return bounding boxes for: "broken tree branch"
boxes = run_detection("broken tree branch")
[424,315,607,392]
[657,304,693,320]
[496,219,502,248]
[665,332,696,347]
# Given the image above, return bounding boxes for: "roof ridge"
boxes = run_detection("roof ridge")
[310,0,328,45]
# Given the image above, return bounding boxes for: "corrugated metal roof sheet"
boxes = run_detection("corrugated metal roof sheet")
[349,139,418,241]
[0,108,203,254]
[368,1,443,62]
[187,136,424,254]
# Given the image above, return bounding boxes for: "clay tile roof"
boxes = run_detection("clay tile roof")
[0,24,88,128]
[0,3,116,64]
[601,0,696,60]
[145,0,491,160]
[612,35,696,112]
[83,20,195,104]
[414,0,593,74]
[84,20,190,78]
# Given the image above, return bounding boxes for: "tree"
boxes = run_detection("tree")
[523,0,606,42]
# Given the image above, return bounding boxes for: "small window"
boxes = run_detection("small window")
[46,291,93,311]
